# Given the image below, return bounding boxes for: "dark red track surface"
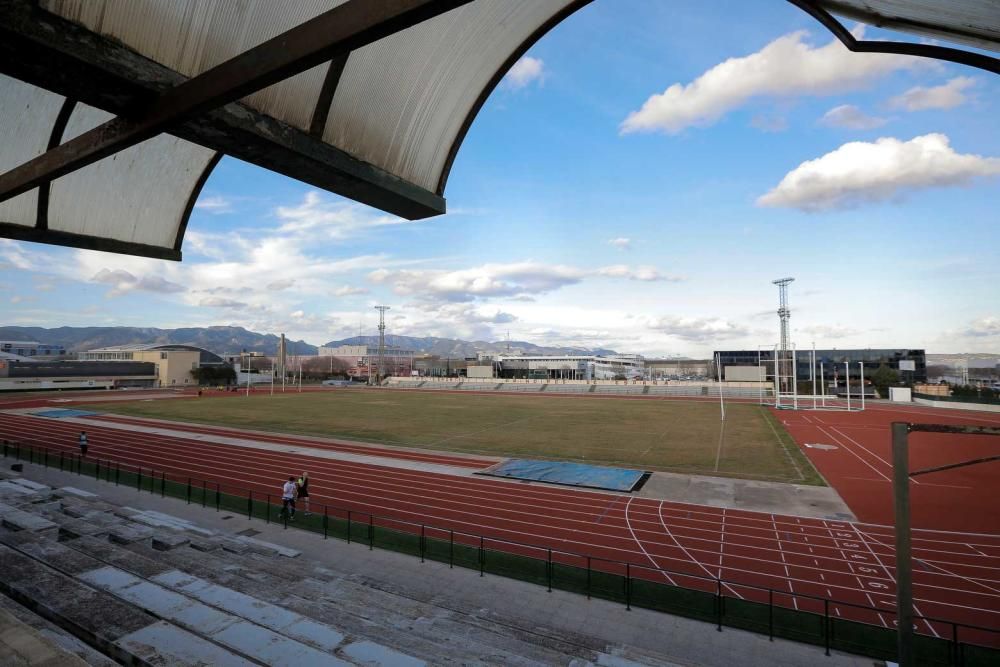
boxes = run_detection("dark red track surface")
[2,395,999,648]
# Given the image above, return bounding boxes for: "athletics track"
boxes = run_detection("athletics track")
[0,391,997,649]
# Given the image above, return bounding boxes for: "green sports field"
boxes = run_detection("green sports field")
[96,390,823,485]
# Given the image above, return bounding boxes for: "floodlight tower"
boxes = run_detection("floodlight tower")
[374,305,390,384]
[773,277,795,393]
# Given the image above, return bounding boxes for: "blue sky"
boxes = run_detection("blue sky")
[2,0,999,356]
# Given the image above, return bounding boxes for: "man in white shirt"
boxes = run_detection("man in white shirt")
[281,476,297,521]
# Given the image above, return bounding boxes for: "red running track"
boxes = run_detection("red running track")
[1,409,998,647]
[779,403,1000,533]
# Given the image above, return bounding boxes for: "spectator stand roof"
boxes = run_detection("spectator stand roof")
[0,0,997,261]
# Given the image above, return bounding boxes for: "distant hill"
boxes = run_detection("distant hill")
[0,326,317,356]
[322,335,618,358]
[0,326,622,359]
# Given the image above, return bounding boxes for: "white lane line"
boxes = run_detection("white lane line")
[659,500,743,599]
[860,530,1000,597]
[830,426,920,485]
[625,496,677,586]
[823,519,886,627]
[773,514,798,610]
[818,426,891,481]
[852,525,939,637]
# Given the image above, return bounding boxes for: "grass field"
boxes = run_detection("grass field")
[96,390,824,485]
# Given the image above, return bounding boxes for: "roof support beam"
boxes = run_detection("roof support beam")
[0,0,470,211]
[789,0,1000,76]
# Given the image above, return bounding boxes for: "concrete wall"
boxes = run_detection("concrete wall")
[724,366,765,382]
[913,397,1000,413]
[466,365,494,379]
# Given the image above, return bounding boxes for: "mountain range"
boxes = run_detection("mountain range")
[0,326,620,358]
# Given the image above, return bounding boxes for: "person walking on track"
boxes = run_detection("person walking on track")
[281,476,297,521]
[297,472,311,516]
[78,431,88,458]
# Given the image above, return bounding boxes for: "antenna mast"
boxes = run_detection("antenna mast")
[374,305,390,385]
[772,277,795,393]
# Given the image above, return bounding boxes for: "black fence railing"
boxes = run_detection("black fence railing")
[913,392,1000,406]
[2,438,998,666]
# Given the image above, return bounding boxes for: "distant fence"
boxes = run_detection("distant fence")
[387,379,772,399]
[913,393,1000,406]
[1,438,996,665]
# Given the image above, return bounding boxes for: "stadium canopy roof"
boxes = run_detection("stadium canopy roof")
[0,0,997,261]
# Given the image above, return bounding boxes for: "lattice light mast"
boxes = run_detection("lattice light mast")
[374,305,390,384]
[773,277,795,393]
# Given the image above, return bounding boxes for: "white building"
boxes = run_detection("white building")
[0,341,66,358]
[496,354,645,380]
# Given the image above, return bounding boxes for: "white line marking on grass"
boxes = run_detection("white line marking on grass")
[713,420,726,472]
[760,406,806,481]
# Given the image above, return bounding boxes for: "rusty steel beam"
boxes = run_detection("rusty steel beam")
[0,0,471,204]
[910,454,1000,477]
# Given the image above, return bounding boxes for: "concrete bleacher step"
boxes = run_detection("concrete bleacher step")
[0,536,253,666]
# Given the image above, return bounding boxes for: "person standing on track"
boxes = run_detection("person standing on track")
[297,472,311,516]
[78,431,88,458]
[281,476,297,521]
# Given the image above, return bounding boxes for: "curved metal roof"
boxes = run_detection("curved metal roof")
[0,0,996,260]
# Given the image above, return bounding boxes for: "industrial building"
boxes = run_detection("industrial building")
[0,340,66,358]
[715,349,927,384]
[79,344,227,388]
[0,353,156,391]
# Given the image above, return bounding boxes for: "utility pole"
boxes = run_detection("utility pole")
[374,305,390,385]
[772,277,794,395]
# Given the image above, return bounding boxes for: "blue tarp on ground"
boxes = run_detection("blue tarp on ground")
[33,409,96,419]
[478,459,646,492]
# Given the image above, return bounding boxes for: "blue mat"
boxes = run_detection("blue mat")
[33,409,97,419]
[478,459,647,492]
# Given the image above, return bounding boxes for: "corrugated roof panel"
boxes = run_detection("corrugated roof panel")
[48,104,216,248]
[325,0,575,192]
[0,75,65,227]
[819,0,1000,52]
[41,0,346,132]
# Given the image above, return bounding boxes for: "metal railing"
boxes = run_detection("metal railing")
[1,437,997,665]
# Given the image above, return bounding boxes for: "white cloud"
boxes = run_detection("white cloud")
[275,191,414,238]
[799,324,860,339]
[750,113,788,133]
[648,316,749,342]
[961,317,1000,338]
[597,265,684,282]
[819,104,887,130]
[503,56,544,90]
[266,278,295,291]
[199,296,247,309]
[888,76,975,111]
[757,134,1000,211]
[607,237,631,250]
[193,195,233,214]
[91,268,186,297]
[370,261,682,303]
[621,28,923,134]
[332,285,369,297]
[370,262,584,302]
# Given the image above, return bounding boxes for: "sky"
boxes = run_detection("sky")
[2,0,999,357]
